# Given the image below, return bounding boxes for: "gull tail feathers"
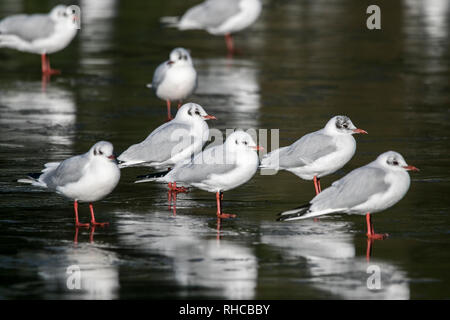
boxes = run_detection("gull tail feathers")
[159,16,180,28]
[135,170,170,183]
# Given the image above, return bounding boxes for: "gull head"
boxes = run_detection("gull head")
[167,47,193,67]
[175,103,216,122]
[376,151,419,172]
[325,115,368,135]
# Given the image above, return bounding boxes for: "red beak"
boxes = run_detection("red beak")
[403,165,419,171]
[250,146,264,151]
[108,154,116,160]
[167,61,174,65]
[353,128,368,134]
[203,115,216,120]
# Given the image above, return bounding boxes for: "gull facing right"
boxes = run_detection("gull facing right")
[278,151,419,240]
[18,141,121,227]
[0,5,79,75]
[135,131,262,219]
[260,115,367,195]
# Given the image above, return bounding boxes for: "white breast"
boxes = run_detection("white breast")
[57,159,120,203]
[156,65,197,101]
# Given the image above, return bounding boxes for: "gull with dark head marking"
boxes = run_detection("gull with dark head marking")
[147,48,197,120]
[18,141,121,227]
[0,5,79,75]
[278,151,419,240]
[163,0,262,56]
[118,103,215,191]
[135,131,262,219]
[260,115,367,195]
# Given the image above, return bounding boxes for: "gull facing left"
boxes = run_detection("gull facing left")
[18,141,121,227]
[0,5,79,75]
[278,151,419,239]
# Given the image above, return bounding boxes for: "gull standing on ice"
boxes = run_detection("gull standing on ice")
[260,116,367,195]
[0,5,79,75]
[135,131,262,218]
[278,151,419,239]
[165,0,262,56]
[118,103,215,191]
[18,141,121,227]
[147,48,197,120]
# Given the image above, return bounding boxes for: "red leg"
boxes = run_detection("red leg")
[41,54,60,75]
[317,178,322,193]
[74,227,79,245]
[167,185,177,216]
[89,225,96,243]
[365,213,388,240]
[74,200,89,228]
[216,191,236,219]
[166,100,173,121]
[366,238,374,262]
[168,181,189,193]
[225,33,235,57]
[41,54,47,74]
[216,217,221,241]
[89,203,109,227]
[313,176,320,195]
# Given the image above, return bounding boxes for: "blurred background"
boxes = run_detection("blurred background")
[0,0,449,299]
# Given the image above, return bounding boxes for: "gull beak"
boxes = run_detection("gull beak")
[108,154,119,164]
[403,165,419,172]
[203,115,216,120]
[167,61,174,65]
[250,146,264,151]
[353,128,368,134]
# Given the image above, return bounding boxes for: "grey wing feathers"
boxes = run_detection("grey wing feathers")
[311,166,390,211]
[41,155,88,189]
[151,61,169,90]
[119,122,191,164]
[172,163,236,184]
[180,0,242,29]
[274,133,337,169]
[0,14,55,42]
[170,145,236,183]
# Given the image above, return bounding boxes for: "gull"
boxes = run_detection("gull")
[260,115,367,195]
[164,0,262,55]
[278,151,419,240]
[18,141,121,227]
[147,48,197,120]
[135,130,262,218]
[118,103,215,190]
[0,5,79,75]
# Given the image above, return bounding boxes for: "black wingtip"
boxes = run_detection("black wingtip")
[27,172,42,180]
[136,170,170,180]
[276,203,311,221]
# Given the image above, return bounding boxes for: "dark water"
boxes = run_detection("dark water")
[0,0,449,299]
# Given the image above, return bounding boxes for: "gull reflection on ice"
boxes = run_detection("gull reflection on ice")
[36,245,120,299]
[0,81,76,148]
[79,0,118,75]
[117,211,257,299]
[261,220,410,299]
[195,58,261,129]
